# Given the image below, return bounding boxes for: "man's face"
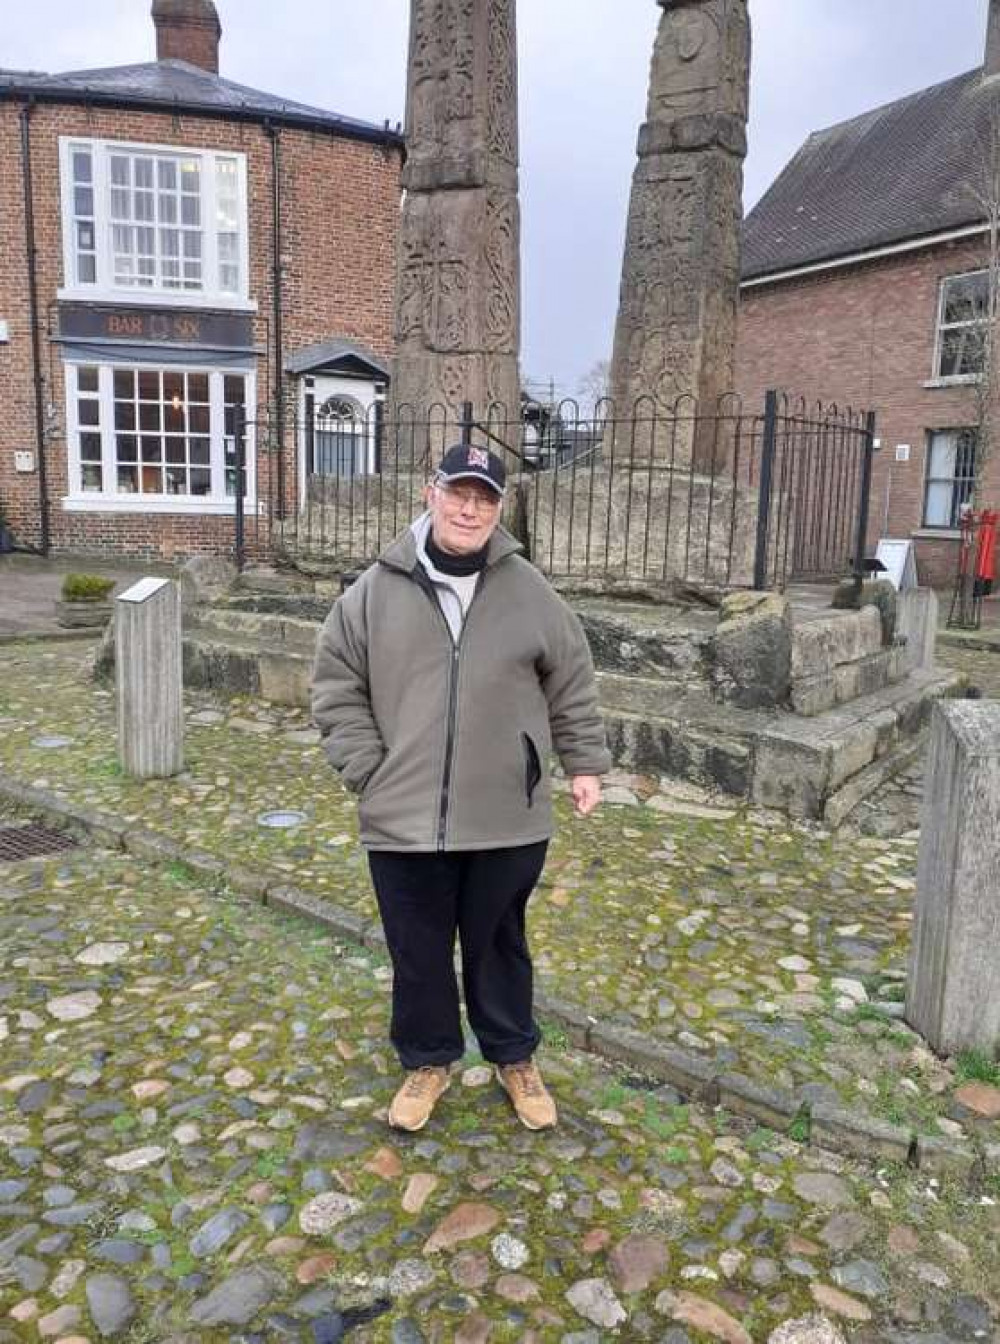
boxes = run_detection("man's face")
[424,477,503,555]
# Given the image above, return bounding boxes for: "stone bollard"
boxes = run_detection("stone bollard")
[115,577,184,778]
[896,587,939,672]
[906,700,1000,1055]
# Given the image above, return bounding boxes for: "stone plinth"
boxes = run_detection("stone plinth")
[907,701,1000,1055]
[115,577,184,778]
[389,0,521,454]
[609,0,750,470]
[525,465,760,587]
[896,587,939,672]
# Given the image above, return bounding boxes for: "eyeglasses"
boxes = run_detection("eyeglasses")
[434,481,503,514]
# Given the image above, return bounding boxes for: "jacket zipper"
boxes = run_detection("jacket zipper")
[415,568,486,852]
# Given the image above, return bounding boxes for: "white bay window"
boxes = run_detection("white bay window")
[64,362,253,512]
[60,138,249,307]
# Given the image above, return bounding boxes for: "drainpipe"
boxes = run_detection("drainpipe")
[20,97,51,555]
[264,119,285,519]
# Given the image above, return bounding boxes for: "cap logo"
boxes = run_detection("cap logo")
[467,447,490,471]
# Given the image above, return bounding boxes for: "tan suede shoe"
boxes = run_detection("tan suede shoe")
[496,1059,557,1130]
[388,1066,451,1131]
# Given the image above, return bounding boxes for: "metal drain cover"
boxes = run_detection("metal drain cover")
[0,822,79,863]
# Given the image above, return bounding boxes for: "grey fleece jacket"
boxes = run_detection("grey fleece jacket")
[311,525,612,852]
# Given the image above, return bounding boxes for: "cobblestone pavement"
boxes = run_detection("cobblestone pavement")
[1,642,998,1171]
[1,836,998,1342]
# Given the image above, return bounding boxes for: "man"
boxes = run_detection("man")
[312,442,611,1132]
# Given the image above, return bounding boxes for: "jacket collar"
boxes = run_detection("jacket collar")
[379,518,522,575]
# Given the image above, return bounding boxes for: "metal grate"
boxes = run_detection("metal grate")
[0,822,80,863]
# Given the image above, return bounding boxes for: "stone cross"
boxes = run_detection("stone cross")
[609,0,750,467]
[115,577,184,778]
[389,0,521,454]
[906,700,1000,1056]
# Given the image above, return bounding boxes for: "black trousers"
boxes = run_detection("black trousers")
[367,842,548,1070]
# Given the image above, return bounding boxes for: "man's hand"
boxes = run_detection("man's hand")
[571,774,602,817]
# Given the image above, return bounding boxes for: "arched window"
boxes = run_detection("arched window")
[313,395,365,477]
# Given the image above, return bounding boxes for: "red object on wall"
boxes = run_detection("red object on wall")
[976,509,997,584]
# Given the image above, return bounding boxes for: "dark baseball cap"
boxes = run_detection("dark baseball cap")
[436,443,506,496]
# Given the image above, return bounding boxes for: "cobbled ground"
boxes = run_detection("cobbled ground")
[1,642,997,1147]
[1,839,998,1342]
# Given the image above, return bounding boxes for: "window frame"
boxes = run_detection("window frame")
[921,426,978,530]
[932,268,990,384]
[58,136,253,310]
[63,359,256,514]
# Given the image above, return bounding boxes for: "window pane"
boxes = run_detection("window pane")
[188,374,209,403]
[134,157,154,190]
[81,462,103,492]
[181,195,201,227]
[116,435,138,462]
[78,254,96,283]
[139,402,161,432]
[135,192,154,222]
[189,437,210,465]
[74,186,93,217]
[79,432,102,461]
[163,371,184,402]
[180,162,200,193]
[940,328,986,378]
[117,464,138,492]
[114,400,135,431]
[224,375,245,405]
[183,231,202,258]
[190,468,211,496]
[114,369,135,399]
[165,466,187,494]
[111,188,131,220]
[165,404,185,433]
[110,155,130,186]
[138,370,160,400]
[141,436,163,463]
[78,399,99,426]
[189,404,210,434]
[157,159,177,191]
[165,437,186,465]
[141,465,164,494]
[928,432,958,479]
[77,221,95,251]
[72,150,92,183]
[77,366,98,393]
[943,272,989,326]
[924,481,952,528]
[159,194,178,225]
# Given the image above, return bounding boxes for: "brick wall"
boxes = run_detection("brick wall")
[0,97,401,561]
[735,237,999,590]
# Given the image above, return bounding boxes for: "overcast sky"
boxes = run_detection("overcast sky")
[2,0,990,396]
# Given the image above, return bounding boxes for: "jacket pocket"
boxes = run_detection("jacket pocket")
[522,732,542,808]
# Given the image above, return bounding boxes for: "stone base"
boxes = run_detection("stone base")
[165,586,963,821]
[55,599,113,629]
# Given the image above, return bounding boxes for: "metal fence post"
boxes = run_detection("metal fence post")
[753,389,779,590]
[234,404,246,574]
[460,400,474,447]
[852,409,877,594]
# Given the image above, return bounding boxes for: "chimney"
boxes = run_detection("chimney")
[152,0,222,74]
[987,0,1000,78]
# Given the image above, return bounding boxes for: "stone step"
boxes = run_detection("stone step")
[597,665,964,820]
[182,633,313,707]
[790,645,909,717]
[187,606,322,656]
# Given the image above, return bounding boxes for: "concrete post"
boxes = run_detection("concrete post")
[115,577,184,778]
[896,587,938,672]
[906,700,1000,1055]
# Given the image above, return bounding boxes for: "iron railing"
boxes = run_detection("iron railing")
[231,391,876,593]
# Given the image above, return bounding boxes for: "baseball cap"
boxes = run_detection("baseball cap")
[436,443,506,496]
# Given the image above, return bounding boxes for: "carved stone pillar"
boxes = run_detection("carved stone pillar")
[389,0,521,463]
[609,0,750,468]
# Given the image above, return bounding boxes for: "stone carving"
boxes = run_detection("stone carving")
[609,0,751,469]
[390,0,521,453]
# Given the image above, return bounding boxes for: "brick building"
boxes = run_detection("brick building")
[0,0,403,561]
[736,1,1000,589]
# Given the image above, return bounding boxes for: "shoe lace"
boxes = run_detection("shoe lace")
[506,1062,542,1097]
[403,1067,440,1098]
